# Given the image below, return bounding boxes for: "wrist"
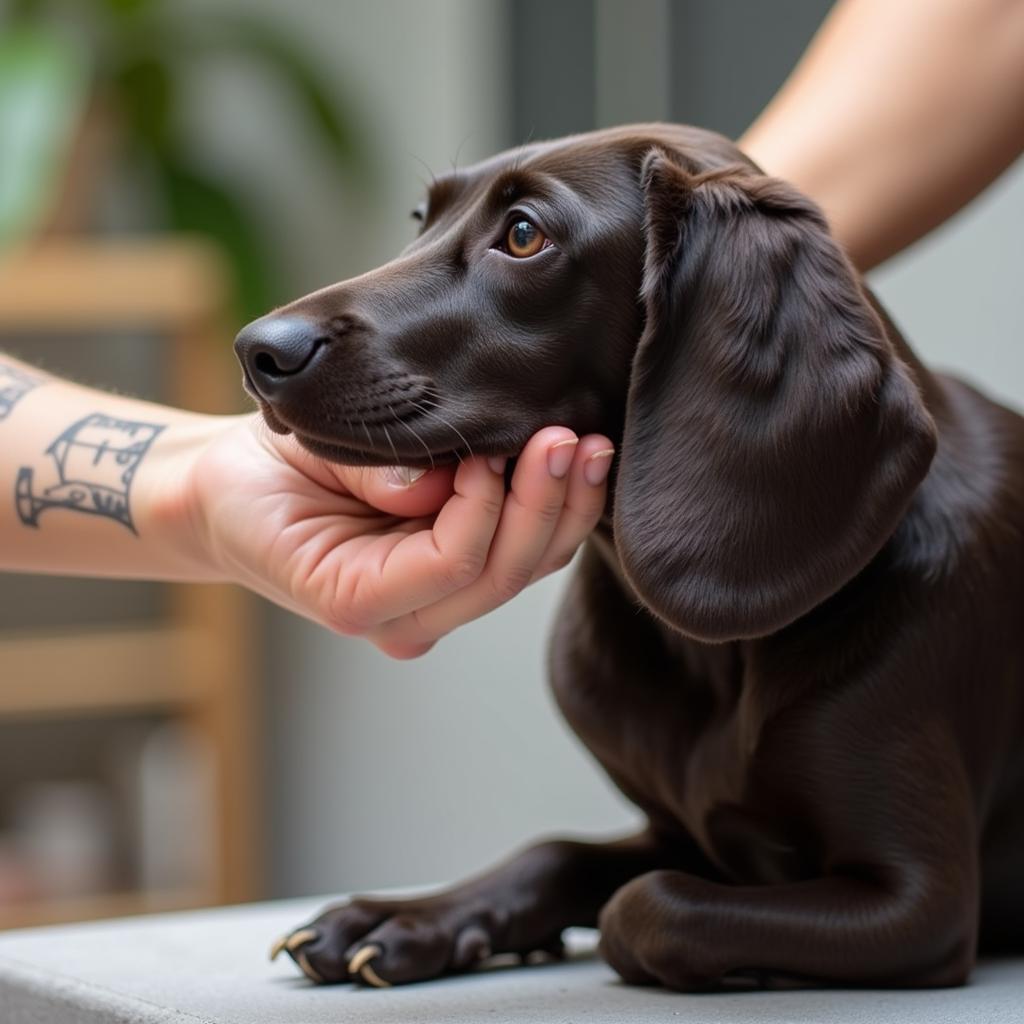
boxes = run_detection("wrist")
[140,414,238,584]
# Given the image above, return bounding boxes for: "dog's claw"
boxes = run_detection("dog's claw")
[285,927,320,953]
[270,927,324,981]
[295,949,326,984]
[348,943,390,988]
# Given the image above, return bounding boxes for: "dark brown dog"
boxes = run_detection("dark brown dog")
[236,124,1024,991]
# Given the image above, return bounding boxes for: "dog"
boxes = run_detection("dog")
[235,124,1024,991]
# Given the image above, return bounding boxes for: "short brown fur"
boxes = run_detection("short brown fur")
[237,124,1024,991]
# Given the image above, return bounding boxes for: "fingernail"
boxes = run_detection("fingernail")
[584,448,615,486]
[488,456,507,475]
[547,437,578,479]
[384,466,426,489]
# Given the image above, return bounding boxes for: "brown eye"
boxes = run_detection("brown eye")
[506,219,546,258]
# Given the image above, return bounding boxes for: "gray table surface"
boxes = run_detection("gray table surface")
[0,897,1021,1023]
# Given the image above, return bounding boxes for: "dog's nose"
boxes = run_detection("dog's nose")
[234,316,323,398]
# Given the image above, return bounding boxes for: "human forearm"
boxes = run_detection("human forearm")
[0,353,224,581]
[0,353,616,656]
[740,0,1024,271]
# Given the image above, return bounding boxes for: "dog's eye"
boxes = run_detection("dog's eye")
[506,219,547,258]
[411,203,427,224]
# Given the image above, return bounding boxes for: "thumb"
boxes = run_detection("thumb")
[336,463,458,517]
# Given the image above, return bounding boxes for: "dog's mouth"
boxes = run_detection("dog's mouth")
[249,391,517,469]
[293,432,470,469]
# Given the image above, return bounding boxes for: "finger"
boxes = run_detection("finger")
[259,420,458,518]
[329,456,506,629]
[338,463,458,518]
[528,434,614,582]
[369,428,589,650]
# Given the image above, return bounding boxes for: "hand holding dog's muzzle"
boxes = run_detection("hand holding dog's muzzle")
[179,417,612,658]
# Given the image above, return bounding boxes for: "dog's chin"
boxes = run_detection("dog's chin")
[294,433,465,468]
[254,404,499,468]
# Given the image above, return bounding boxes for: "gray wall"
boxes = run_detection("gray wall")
[670,0,829,137]
[180,0,1023,899]
[870,167,1024,414]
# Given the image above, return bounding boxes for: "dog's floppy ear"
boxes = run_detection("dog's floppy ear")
[614,151,937,643]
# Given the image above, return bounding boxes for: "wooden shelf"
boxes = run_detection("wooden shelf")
[0,888,214,931]
[0,625,208,720]
[0,237,261,927]
[0,238,229,330]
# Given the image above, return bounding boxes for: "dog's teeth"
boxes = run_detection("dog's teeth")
[285,927,320,952]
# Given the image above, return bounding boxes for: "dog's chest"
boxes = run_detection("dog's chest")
[551,558,812,884]
[561,672,805,882]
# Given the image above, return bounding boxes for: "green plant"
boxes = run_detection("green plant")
[0,0,367,320]
[0,25,87,246]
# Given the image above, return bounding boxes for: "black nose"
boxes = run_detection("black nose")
[234,316,323,398]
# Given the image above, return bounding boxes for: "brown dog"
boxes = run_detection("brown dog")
[236,124,1024,991]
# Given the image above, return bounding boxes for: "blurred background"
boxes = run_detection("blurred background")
[0,0,1021,928]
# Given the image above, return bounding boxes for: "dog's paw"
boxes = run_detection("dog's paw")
[270,895,561,987]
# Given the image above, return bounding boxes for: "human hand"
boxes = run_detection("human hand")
[182,417,614,658]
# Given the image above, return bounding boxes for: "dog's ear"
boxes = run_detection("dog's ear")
[614,151,937,642]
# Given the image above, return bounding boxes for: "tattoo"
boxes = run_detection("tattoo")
[0,361,44,422]
[16,413,165,534]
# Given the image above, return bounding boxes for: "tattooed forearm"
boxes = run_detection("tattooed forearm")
[0,361,45,422]
[15,413,165,534]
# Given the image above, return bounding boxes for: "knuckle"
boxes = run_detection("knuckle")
[323,576,376,634]
[444,553,487,589]
[491,564,534,601]
[332,595,377,632]
[579,497,607,525]
[478,494,505,519]
[536,497,564,524]
[325,611,364,636]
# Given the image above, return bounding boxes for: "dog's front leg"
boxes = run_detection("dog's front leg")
[273,830,683,986]
[598,866,978,991]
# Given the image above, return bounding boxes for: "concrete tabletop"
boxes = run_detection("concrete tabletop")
[0,897,1021,1023]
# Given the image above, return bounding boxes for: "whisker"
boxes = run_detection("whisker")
[508,134,535,173]
[451,132,474,174]
[381,422,400,467]
[389,403,435,470]
[417,396,488,440]
[410,153,437,191]
[410,399,474,463]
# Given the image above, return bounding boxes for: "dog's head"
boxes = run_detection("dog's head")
[235,124,936,642]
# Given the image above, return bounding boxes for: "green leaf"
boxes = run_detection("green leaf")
[0,27,89,247]
[6,0,52,20]
[100,0,157,18]
[156,157,279,324]
[192,13,368,183]
[110,51,174,150]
